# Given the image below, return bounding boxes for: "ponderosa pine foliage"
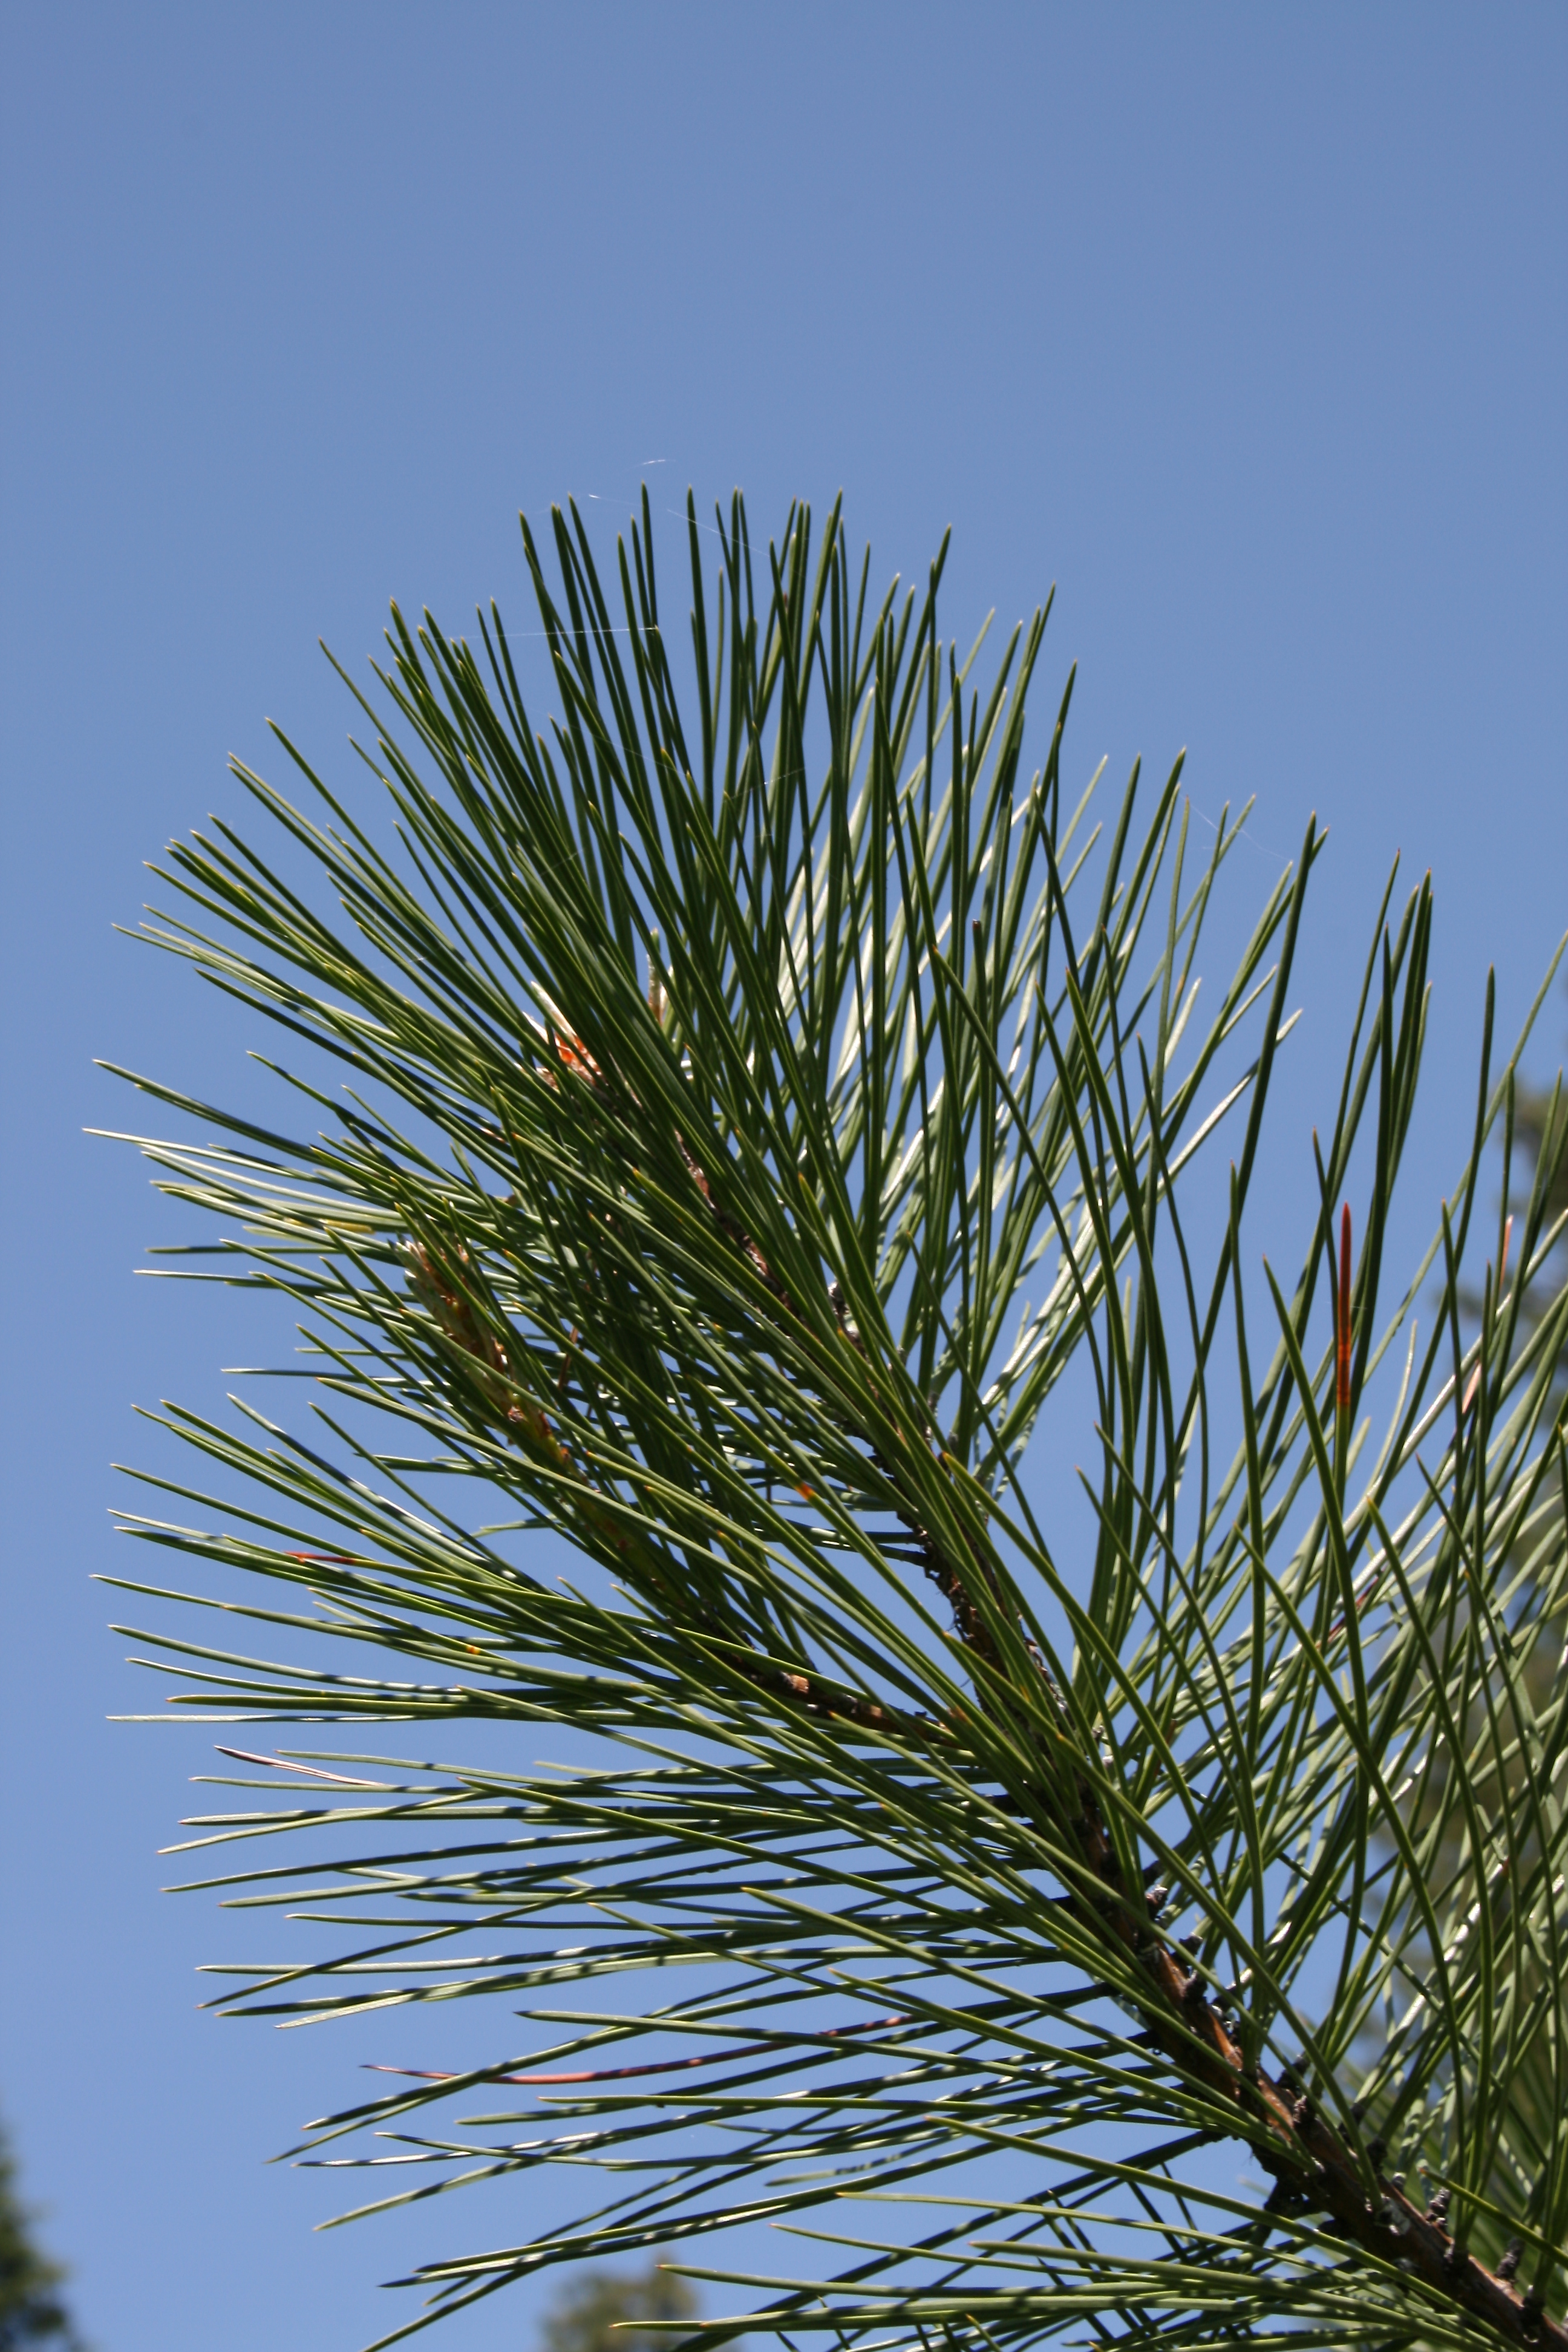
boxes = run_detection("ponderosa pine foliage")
[102,494,1568,2351]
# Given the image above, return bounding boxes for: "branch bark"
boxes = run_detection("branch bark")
[439,1034,1566,2349]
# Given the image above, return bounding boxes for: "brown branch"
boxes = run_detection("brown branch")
[439,1042,1566,2345]
[1065,1770,1567,2345]
[657,1111,1564,2340]
[729,1653,933,1740]
[918,1517,1567,2345]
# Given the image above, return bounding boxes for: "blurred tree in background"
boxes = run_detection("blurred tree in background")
[0,2118,82,2352]
[542,2262,702,2352]
[1511,1047,1568,1400]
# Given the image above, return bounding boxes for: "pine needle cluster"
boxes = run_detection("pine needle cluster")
[102,494,1568,2350]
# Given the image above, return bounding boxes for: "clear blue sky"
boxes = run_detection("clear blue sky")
[1,7,1564,2349]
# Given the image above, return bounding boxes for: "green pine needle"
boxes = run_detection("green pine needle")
[102,491,1568,2351]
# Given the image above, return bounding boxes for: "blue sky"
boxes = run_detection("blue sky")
[1,7,1564,2350]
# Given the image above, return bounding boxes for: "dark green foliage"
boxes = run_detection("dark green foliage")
[102,493,1568,2350]
[541,2261,701,2352]
[0,2122,82,2352]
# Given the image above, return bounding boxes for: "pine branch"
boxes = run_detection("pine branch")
[104,489,1568,2351]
